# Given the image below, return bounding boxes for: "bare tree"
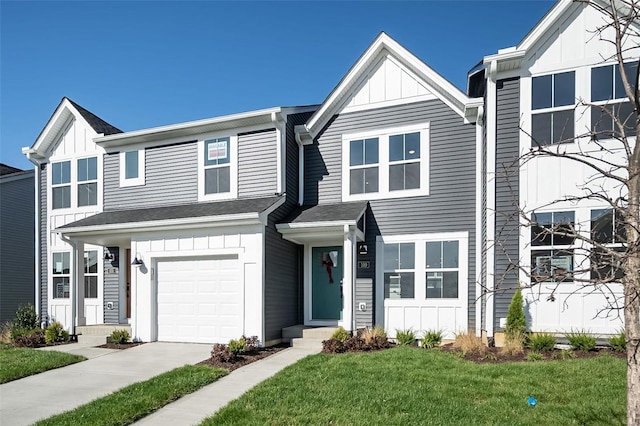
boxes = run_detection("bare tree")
[492,1,639,423]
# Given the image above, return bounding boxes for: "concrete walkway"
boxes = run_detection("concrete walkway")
[134,347,320,426]
[37,341,121,359]
[0,342,212,426]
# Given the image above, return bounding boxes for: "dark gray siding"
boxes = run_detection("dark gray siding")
[309,100,477,330]
[40,164,48,320]
[104,142,198,210]
[355,278,373,328]
[0,171,35,322]
[493,78,521,331]
[238,129,277,198]
[103,247,120,323]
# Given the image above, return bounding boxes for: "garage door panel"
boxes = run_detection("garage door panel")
[157,257,242,344]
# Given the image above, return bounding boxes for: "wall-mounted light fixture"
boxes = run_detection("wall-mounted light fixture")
[358,244,368,256]
[104,250,115,261]
[131,252,144,267]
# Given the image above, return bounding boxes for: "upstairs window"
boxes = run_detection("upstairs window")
[77,157,97,207]
[591,61,638,139]
[120,149,145,187]
[343,123,429,201]
[51,161,71,209]
[531,211,575,283]
[198,135,237,201]
[531,71,575,146]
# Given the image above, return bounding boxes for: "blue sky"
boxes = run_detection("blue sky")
[0,1,554,170]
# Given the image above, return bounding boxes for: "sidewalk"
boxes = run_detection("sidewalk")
[133,346,320,426]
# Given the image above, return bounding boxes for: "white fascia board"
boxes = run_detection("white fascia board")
[57,212,263,236]
[518,0,575,52]
[277,220,358,230]
[95,107,284,148]
[258,196,286,225]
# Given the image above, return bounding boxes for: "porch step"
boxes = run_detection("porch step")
[282,325,309,343]
[291,337,324,350]
[76,324,131,346]
[302,327,339,340]
[77,334,111,346]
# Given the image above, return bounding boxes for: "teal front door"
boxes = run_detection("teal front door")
[311,246,343,320]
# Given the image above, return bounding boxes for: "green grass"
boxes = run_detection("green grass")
[203,347,625,425]
[36,365,227,426]
[0,347,86,383]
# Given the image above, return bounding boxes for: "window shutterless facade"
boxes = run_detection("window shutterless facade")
[590,208,626,281]
[426,240,459,299]
[77,157,97,207]
[530,211,575,283]
[51,161,71,209]
[342,123,429,201]
[383,242,415,299]
[120,149,145,187]
[531,71,575,146]
[52,252,70,299]
[591,61,638,139]
[84,250,98,298]
[198,135,238,201]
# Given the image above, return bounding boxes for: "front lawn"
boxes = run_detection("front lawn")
[0,347,86,383]
[203,346,625,425]
[36,365,227,426]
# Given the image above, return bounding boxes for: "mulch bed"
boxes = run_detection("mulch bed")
[97,342,145,350]
[438,343,626,363]
[198,343,289,371]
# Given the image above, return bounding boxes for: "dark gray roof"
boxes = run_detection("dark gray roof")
[59,196,283,229]
[0,164,23,176]
[66,98,123,135]
[283,201,368,224]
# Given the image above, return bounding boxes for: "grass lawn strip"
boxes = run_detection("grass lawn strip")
[35,365,226,426]
[0,347,86,383]
[203,346,625,425]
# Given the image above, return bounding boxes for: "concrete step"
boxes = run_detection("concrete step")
[302,327,339,340]
[291,337,323,350]
[77,334,109,346]
[76,324,131,336]
[282,325,308,343]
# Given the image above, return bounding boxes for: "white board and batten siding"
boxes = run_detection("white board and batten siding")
[130,225,264,344]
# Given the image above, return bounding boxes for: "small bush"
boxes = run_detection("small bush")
[14,304,39,330]
[484,352,497,361]
[500,332,525,356]
[228,338,246,356]
[243,335,260,353]
[565,330,597,351]
[331,327,350,343]
[45,321,69,344]
[322,338,346,354]
[110,329,131,344]
[359,326,387,344]
[344,336,367,351]
[395,328,417,346]
[609,330,626,352]
[13,329,44,347]
[0,322,12,345]
[529,332,556,351]
[552,349,575,360]
[421,330,443,349]
[453,331,486,355]
[527,351,545,362]
[505,289,527,339]
[211,343,234,362]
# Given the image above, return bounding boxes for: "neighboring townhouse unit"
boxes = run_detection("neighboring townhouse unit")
[0,164,35,322]
[477,0,638,340]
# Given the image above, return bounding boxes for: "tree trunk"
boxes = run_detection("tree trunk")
[626,283,640,425]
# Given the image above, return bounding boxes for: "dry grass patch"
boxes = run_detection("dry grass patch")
[453,331,487,355]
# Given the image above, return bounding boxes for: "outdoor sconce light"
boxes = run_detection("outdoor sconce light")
[131,252,144,267]
[104,250,115,261]
[358,244,368,256]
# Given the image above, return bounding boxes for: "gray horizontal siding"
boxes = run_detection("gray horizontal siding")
[103,247,120,324]
[311,100,478,331]
[493,78,521,331]
[104,142,198,210]
[355,278,373,328]
[238,129,277,198]
[0,172,35,322]
[285,111,314,204]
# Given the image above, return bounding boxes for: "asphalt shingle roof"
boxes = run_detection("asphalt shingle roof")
[283,201,368,224]
[0,164,23,176]
[66,98,123,136]
[58,196,283,229]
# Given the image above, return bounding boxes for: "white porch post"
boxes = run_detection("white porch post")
[75,241,86,327]
[342,225,355,332]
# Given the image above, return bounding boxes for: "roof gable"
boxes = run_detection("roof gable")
[302,32,482,140]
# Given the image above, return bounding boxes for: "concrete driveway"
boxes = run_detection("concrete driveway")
[0,342,212,426]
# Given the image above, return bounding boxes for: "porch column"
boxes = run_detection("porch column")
[75,241,86,327]
[342,225,355,332]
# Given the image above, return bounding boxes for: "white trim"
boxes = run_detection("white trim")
[484,63,497,337]
[119,149,145,187]
[274,114,286,195]
[304,242,343,327]
[197,134,238,202]
[341,122,430,202]
[474,107,484,336]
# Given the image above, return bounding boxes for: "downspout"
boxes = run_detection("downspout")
[272,112,286,196]
[475,104,485,338]
[59,233,77,336]
[485,60,498,338]
[25,155,41,322]
[294,126,307,206]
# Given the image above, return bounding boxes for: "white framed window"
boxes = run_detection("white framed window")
[426,240,459,299]
[77,157,98,207]
[590,208,625,282]
[590,61,638,140]
[52,252,70,299]
[119,149,145,187]
[342,123,429,201]
[197,135,238,201]
[530,211,575,283]
[531,71,575,146]
[383,242,415,299]
[84,250,99,299]
[51,161,71,209]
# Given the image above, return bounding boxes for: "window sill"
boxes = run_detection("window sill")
[344,188,429,202]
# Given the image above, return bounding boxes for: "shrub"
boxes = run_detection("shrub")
[322,338,346,354]
[505,289,527,339]
[331,327,350,343]
[45,321,69,344]
[500,331,525,356]
[110,329,131,344]
[529,332,556,352]
[211,343,234,362]
[484,352,498,361]
[242,335,260,353]
[453,331,486,355]
[608,330,626,352]
[526,351,545,362]
[13,329,44,347]
[421,330,443,349]
[344,336,367,351]
[395,328,416,346]
[228,338,247,356]
[552,349,575,360]
[359,326,387,344]
[14,304,39,330]
[565,329,597,351]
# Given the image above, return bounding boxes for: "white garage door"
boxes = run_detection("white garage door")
[156,256,242,344]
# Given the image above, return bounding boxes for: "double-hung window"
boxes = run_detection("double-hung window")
[591,61,638,139]
[531,71,575,146]
[530,211,575,283]
[590,208,625,281]
[51,161,71,209]
[120,149,145,187]
[77,157,97,206]
[84,250,98,298]
[343,123,429,201]
[426,241,459,298]
[383,243,415,299]
[52,252,70,298]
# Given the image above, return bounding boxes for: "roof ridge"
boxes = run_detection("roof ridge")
[65,97,123,135]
